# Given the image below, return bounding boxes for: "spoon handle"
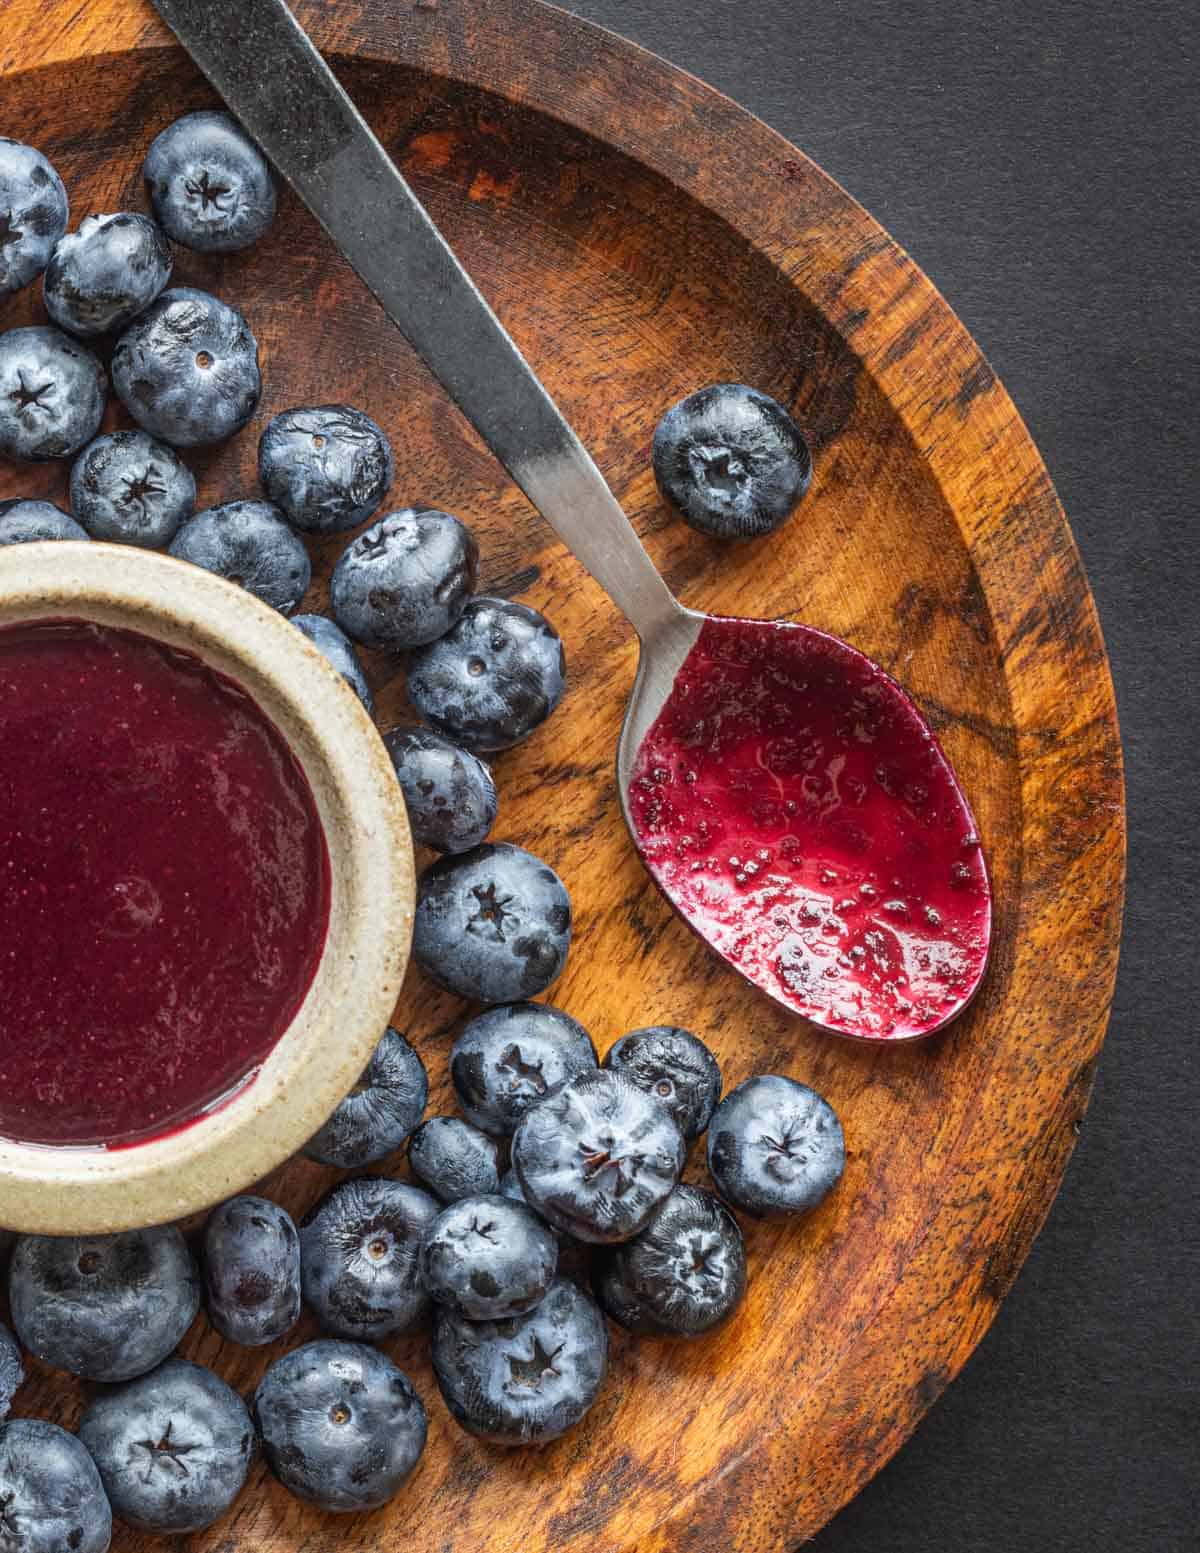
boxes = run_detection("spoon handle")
[149,0,683,644]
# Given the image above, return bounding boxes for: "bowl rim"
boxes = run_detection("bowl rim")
[0,541,414,1235]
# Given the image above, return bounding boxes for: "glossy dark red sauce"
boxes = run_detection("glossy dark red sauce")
[0,620,331,1145]
[628,617,991,1039]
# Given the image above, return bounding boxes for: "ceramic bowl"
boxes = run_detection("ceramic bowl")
[0,541,414,1236]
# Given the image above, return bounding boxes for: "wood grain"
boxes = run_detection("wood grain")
[0,1,1124,1548]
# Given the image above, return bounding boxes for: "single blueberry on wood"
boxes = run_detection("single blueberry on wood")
[169,500,310,614]
[259,404,392,535]
[0,498,88,543]
[70,430,194,548]
[302,1026,426,1168]
[143,111,276,254]
[602,1025,722,1141]
[706,1074,845,1219]
[44,212,172,337]
[451,1001,597,1136]
[203,1196,300,1348]
[383,724,498,854]
[421,1194,557,1320]
[0,139,69,297]
[407,1116,501,1204]
[0,326,106,462]
[331,507,478,651]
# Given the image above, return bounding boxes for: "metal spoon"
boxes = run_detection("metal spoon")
[150,0,992,1041]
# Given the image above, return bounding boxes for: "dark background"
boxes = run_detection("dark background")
[566,2,1196,1549]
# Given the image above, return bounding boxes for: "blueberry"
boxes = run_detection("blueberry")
[0,139,68,297]
[43,213,172,338]
[383,725,497,853]
[330,507,478,651]
[594,1184,746,1338]
[406,595,566,752]
[0,499,88,544]
[513,1070,686,1244]
[450,1002,597,1137]
[413,842,571,1003]
[8,1227,199,1382]
[169,500,311,613]
[69,430,194,547]
[706,1074,845,1219]
[0,1419,111,1553]
[293,613,374,714]
[78,1358,253,1534]
[407,1116,500,1204]
[0,326,106,463]
[421,1194,557,1321]
[203,1196,300,1348]
[254,1339,426,1514]
[0,1322,22,1421]
[143,111,276,254]
[433,1276,607,1446]
[652,383,812,540]
[112,287,260,447]
[302,1026,427,1168]
[603,1025,722,1141]
[299,1177,438,1340]
[259,405,392,535]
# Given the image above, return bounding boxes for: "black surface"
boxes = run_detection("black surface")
[567,2,1197,1549]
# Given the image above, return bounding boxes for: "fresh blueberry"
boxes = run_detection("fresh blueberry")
[0,1322,22,1421]
[78,1358,254,1535]
[258,405,393,535]
[513,1069,686,1244]
[421,1194,557,1321]
[43,213,172,338]
[383,725,497,853]
[603,1025,722,1141]
[0,499,88,543]
[0,139,68,297]
[413,842,571,1003]
[432,1276,607,1446]
[293,613,374,715]
[254,1339,426,1514]
[706,1074,845,1219]
[143,110,276,254]
[0,326,106,463]
[299,1177,438,1340]
[652,382,812,540]
[450,1002,597,1137]
[330,507,478,651]
[302,1026,427,1168]
[407,1116,500,1204]
[112,287,260,447]
[203,1196,300,1348]
[69,430,194,547]
[406,595,566,752]
[0,1419,112,1553]
[593,1184,746,1338]
[169,500,311,614]
[8,1227,199,1382]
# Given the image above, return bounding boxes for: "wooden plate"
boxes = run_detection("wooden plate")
[0,1,1125,1547]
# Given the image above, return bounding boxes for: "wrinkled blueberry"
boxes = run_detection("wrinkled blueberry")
[603,1025,722,1141]
[78,1358,254,1535]
[330,507,478,651]
[0,139,68,297]
[203,1196,300,1348]
[421,1194,557,1321]
[259,404,392,535]
[0,1322,22,1421]
[143,111,276,254]
[302,1026,426,1168]
[450,1002,597,1137]
[652,383,812,540]
[406,595,565,752]
[0,498,88,544]
[0,1419,111,1553]
[408,1116,500,1204]
[0,326,106,463]
[299,1177,438,1340]
[513,1069,685,1244]
[433,1276,607,1446]
[413,842,571,1003]
[69,430,194,547]
[8,1227,199,1382]
[706,1074,845,1219]
[254,1339,426,1514]
[293,613,374,714]
[43,213,172,338]
[112,287,260,447]
[594,1184,746,1338]
[383,725,497,854]
[169,500,310,614]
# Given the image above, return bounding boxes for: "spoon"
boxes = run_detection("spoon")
[151,0,992,1041]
